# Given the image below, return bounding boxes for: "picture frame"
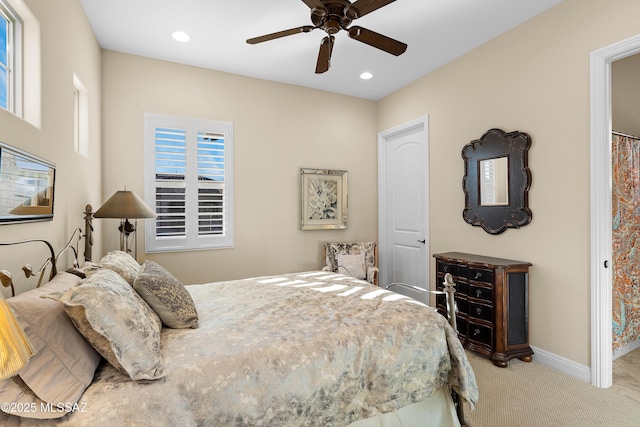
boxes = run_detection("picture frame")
[300,168,347,230]
[0,141,56,224]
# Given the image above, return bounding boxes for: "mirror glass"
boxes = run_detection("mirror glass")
[479,157,509,206]
[0,142,56,224]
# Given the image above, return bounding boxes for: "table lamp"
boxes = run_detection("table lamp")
[93,189,156,260]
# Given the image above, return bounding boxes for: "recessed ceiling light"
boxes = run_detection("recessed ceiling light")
[172,31,190,43]
[360,71,373,80]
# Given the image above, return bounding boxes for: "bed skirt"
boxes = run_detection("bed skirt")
[348,386,460,427]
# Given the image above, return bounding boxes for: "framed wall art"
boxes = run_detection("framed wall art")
[300,168,347,230]
[0,142,56,224]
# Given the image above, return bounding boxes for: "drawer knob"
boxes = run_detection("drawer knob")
[473,328,480,336]
[475,307,482,316]
[476,289,482,297]
[474,272,482,279]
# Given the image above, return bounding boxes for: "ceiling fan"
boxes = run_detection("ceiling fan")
[246,0,407,74]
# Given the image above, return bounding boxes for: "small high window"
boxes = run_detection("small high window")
[0,1,20,112]
[73,74,89,157]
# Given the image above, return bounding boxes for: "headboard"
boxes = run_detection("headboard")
[0,205,94,297]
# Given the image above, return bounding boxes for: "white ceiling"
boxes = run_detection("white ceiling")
[79,0,563,101]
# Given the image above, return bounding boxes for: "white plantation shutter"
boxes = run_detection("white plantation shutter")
[144,114,234,252]
[154,127,187,238]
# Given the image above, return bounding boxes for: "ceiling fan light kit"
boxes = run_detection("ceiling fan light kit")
[246,0,407,74]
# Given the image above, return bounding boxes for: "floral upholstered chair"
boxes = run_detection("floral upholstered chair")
[322,242,378,286]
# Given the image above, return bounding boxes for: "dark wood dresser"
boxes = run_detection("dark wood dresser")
[433,252,533,367]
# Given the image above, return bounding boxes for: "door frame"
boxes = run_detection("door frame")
[590,33,640,388]
[377,116,430,288]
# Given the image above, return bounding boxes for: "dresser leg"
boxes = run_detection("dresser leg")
[491,358,508,368]
[519,356,532,362]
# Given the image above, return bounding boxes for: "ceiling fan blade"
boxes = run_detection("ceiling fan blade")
[247,26,315,44]
[302,0,328,18]
[315,35,334,74]
[345,0,395,19]
[348,26,407,56]
[302,0,326,9]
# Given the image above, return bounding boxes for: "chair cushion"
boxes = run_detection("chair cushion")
[336,253,366,279]
[325,242,376,269]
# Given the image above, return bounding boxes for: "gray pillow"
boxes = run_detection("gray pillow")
[46,268,165,381]
[134,261,198,329]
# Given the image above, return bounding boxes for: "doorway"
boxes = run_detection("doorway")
[590,33,640,388]
[377,116,429,297]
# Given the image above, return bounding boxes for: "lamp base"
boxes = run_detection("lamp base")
[117,219,138,260]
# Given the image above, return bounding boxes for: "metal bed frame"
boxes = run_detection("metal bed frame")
[386,273,468,426]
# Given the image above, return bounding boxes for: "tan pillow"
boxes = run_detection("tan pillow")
[134,261,198,329]
[336,253,366,280]
[0,272,101,419]
[97,250,140,285]
[46,269,165,381]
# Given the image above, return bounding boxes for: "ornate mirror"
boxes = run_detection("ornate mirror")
[462,128,531,234]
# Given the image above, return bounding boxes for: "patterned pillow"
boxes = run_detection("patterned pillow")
[98,250,140,285]
[46,268,165,381]
[133,261,199,329]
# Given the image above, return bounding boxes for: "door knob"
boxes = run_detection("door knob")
[417,239,426,244]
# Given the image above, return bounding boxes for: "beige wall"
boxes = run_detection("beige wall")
[377,0,640,365]
[100,52,377,284]
[8,0,639,367]
[0,0,102,295]
[613,53,640,137]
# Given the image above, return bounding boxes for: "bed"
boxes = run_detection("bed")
[0,230,477,427]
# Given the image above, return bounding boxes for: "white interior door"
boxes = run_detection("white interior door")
[378,117,429,299]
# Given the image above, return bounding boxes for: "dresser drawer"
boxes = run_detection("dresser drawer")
[456,316,468,338]
[456,297,469,315]
[469,267,494,284]
[469,284,493,303]
[437,274,468,295]
[436,295,468,318]
[437,261,468,279]
[469,301,493,322]
[468,322,493,347]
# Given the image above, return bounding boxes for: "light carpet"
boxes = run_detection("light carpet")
[463,351,640,427]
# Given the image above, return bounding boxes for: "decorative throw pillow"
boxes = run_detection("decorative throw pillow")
[0,272,101,419]
[336,253,367,280]
[133,261,198,329]
[46,268,165,381]
[98,250,140,285]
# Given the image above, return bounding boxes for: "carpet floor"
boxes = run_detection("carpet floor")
[463,351,640,427]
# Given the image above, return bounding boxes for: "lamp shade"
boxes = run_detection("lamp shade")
[93,190,156,219]
[0,294,35,380]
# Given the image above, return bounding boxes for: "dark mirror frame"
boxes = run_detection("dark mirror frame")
[0,141,56,225]
[462,128,532,234]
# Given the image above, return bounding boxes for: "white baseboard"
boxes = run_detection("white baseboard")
[531,346,591,384]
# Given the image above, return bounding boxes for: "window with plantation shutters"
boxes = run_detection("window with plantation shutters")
[144,113,234,252]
